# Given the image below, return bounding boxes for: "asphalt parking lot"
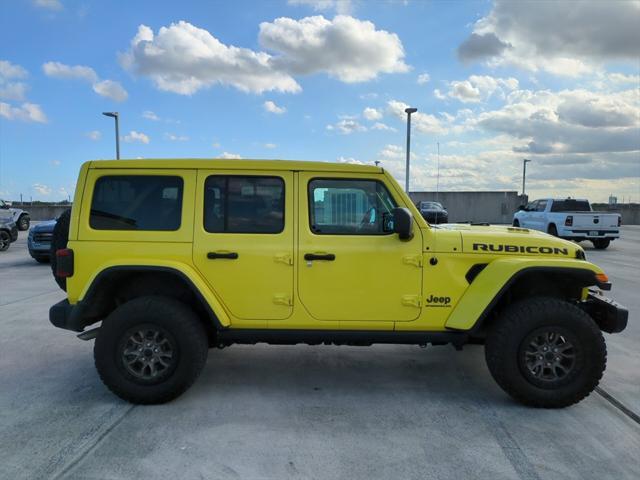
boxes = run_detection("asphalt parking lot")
[1,226,639,480]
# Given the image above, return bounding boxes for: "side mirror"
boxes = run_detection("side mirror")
[388,207,413,240]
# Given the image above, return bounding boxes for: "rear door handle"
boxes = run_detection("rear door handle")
[207,251,239,260]
[304,253,335,261]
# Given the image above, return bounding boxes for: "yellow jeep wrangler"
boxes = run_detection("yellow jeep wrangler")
[49,159,627,407]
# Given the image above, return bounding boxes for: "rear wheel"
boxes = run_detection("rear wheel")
[512,219,520,227]
[592,239,610,250]
[0,231,10,251]
[485,297,606,408]
[548,224,558,236]
[94,296,209,404]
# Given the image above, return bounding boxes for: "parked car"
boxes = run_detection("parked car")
[0,199,30,230]
[416,201,448,224]
[28,219,56,262]
[513,198,621,249]
[48,159,627,408]
[0,216,19,251]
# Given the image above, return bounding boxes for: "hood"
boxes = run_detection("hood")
[436,224,584,259]
[31,220,57,232]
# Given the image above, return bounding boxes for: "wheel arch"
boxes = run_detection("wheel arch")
[75,265,231,342]
[446,261,604,335]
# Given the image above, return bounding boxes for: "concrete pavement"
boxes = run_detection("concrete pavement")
[1,226,638,480]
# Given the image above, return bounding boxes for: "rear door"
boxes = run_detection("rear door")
[193,170,294,321]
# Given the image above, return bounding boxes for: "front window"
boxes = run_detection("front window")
[308,178,397,235]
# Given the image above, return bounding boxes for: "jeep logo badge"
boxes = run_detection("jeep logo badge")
[425,295,452,307]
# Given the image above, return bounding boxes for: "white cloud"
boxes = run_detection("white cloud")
[326,118,367,134]
[42,61,98,83]
[93,80,128,102]
[123,130,150,144]
[50,160,61,167]
[0,102,47,123]
[337,156,365,164]
[86,130,101,140]
[120,22,301,95]
[458,0,640,76]
[142,110,159,121]
[608,73,640,85]
[440,75,519,103]
[220,151,242,159]
[164,133,189,141]
[264,143,277,149]
[43,61,128,101]
[260,15,409,83]
[417,73,430,84]
[263,100,286,114]
[32,183,52,195]
[33,0,62,11]
[0,60,29,101]
[288,0,353,15]
[387,100,447,134]
[363,107,382,121]
[433,89,446,100]
[371,122,396,132]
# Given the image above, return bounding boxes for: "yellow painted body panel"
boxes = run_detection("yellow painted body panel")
[65,159,604,334]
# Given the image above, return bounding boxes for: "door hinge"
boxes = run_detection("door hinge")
[274,253,293,265]
[401,295,421,308]
[273,294,293,306]
[403,254,423,267]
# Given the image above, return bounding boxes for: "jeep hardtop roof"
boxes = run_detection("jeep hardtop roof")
[87,158,384,174]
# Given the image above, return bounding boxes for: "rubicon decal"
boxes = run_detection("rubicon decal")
[473,243,569,255]
[425,295,452,307]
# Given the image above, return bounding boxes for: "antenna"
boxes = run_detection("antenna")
[436,141,440,202]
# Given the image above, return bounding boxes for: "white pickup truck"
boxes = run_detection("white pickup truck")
[513,198,621,249]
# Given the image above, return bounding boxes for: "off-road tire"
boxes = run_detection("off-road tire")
[18,214,30,231]
[548,224,558,236]
[0,230,10,251]
[485,297,606,408]
[592,239,610,250]
[50,209,71,291]
[94,296,209,404]
[512,219,520,227]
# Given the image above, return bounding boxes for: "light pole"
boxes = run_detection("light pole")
[404,107,417,192]
[522,158,531,196]
[102,112,120,159]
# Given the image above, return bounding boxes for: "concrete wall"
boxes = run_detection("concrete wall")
[592,203,640,225]
[409,191,527,224]
[13,205,70,221]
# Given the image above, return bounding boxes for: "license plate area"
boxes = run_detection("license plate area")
[589,230,599,236]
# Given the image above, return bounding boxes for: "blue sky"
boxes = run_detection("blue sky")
[1,0,639,202]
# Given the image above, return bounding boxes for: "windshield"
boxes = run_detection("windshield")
[550,200,591,212]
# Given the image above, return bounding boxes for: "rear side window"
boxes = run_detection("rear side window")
[550,200,591,212]
[204,176,284,233]
[90,175,183,231]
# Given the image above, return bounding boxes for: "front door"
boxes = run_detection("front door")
[297,173,423,322]
[193,170,294,320]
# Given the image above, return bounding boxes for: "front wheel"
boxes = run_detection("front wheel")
[94,296,209,404]
[485,297,606,408]
[592,239,610,250]
[548,224,558,236]
[18,214,30,231]
[0,231,10,251]
[512,219,520,227]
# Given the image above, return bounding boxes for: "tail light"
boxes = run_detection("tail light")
[618,216,622,227]
[565,216,573,226]
[56,248,74,278]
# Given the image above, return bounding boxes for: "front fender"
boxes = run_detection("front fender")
[445,258,604,331]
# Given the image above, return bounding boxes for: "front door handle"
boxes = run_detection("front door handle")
[304,253,335,261]
[207,251,239,260]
